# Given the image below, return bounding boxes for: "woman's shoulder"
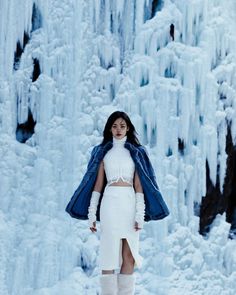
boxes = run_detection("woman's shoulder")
[136,144,146,151]
[125,141,148,156]
[91,141,112,154]
[88,144,101,159]
[135,144,148,155]
[135,145,152,161]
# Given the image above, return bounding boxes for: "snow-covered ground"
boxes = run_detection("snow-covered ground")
[0,0,236,294]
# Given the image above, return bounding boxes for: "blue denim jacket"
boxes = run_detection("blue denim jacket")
[65,140,170,222]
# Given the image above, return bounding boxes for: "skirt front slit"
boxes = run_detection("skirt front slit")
[99,185,143,270]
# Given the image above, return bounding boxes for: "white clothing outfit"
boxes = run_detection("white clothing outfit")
[99,135,143,270]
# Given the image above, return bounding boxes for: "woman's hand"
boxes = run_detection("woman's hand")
[90,221,97,233]
[134,221,142,231]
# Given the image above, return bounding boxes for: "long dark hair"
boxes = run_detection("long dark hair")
[101,111,141,146]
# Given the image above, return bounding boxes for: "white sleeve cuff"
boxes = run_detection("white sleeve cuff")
[88,191,101,226]
[135,192,145,228]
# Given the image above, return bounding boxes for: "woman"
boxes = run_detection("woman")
[65,111,169,295]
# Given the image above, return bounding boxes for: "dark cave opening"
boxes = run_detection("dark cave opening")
[13,31,30,70]
[23,31,30,47]
[199,160,223,234]
[16,108,36,143]
[151,0,164,18]
[178,138,185,155]
[140,76,149,87]
[13,3,42,70]
[170,23,175,41]
[14,41,23,70]
[144,0,164,22]
[199,125,236,236]
[225,127,236,238]
[31,3,42,32]
[32,58,41,82]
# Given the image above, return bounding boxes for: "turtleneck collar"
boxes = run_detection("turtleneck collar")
[112,135,127,146]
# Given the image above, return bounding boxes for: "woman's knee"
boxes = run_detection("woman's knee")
[122,240,135,265]
[123,252,135,265]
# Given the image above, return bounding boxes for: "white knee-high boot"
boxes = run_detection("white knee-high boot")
[100,274,118,295]
[117,273,136,295]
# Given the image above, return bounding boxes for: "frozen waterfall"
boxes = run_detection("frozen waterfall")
[0,0,236,294]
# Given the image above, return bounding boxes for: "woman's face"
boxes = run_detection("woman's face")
[110,117,129,139]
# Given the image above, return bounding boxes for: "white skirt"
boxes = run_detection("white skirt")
[99,185,143,270]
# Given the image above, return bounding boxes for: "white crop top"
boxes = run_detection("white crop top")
[103,135,135,186]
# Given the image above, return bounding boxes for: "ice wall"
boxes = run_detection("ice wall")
[0,0,236,294]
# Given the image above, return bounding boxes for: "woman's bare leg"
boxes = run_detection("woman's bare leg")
[102,269,115,274]
[120,238,135,274]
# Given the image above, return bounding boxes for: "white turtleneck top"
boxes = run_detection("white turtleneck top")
[103,135,135,186]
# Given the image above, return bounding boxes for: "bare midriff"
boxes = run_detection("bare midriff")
[109,181,133,187]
